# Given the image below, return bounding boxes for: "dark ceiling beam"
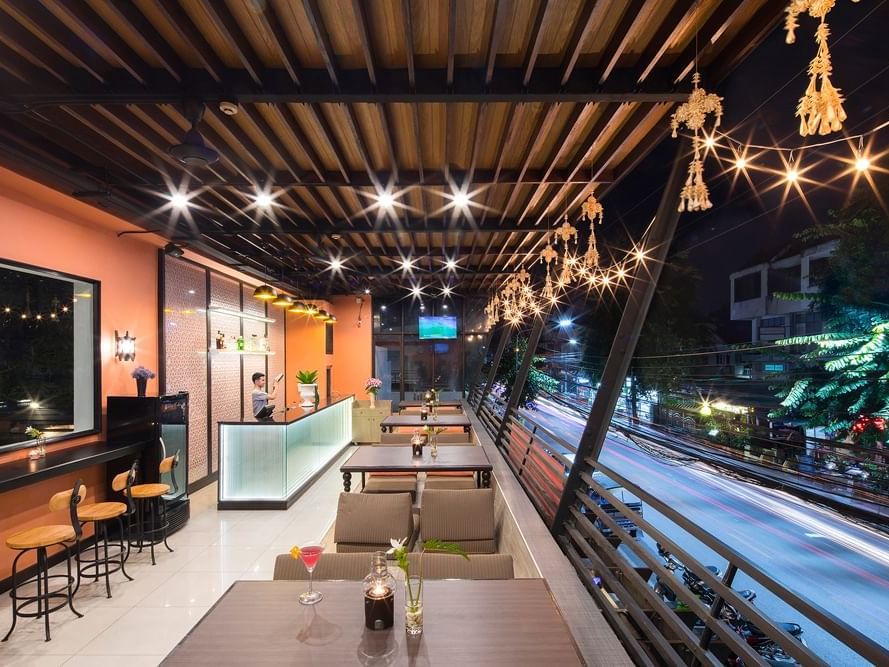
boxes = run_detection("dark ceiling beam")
[40,0,152,85]
[498,103,563,223]
[669,0,748,84]
[521,1,548,86]
[378,105,400,182]
[597,0,642,84]
[484,0,505,85]
[634,0,697,84]
[153,0,226,83]
[94,0,185,81]
[561,0,600,86]
[202,1,265,87]
[105,168,613,189]
[176,220,552,236]
[401,0,415,88]
[253,2,301,85]
[302,0,340,87]
[0,68,689,110]
[352,0,377,87]
[1,0,109,83]
[0,41,52,84]
[446,0,456,87]
[0,12,82,84]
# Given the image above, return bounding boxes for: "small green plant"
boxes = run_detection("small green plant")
[296,370,318,384]
[388,537,468,606]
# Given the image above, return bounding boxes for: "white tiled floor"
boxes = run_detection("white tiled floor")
[0,450,350,665]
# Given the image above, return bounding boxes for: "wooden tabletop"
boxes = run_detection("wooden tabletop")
[163,579,584,666]
[381,414,471,429]
[398,400,463,409]
[341,445,491,473]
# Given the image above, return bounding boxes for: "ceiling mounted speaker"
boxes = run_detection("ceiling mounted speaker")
[170,100,218,167]
[163,242,185,258]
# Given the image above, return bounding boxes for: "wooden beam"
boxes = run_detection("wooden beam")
[635,0,695,83]
[522,1,549,86]
[447,0,457,87]
[484,0,505,85]
[401,0,415,88]
[302,0,340,87]
[253,1,302,85]
[561,0,600,86]
[597,0,643,84]
[203,1,264,86]
[153,0,227,83]
[40,0,152,84]
[0,10,83,84]
[352,0,377,87]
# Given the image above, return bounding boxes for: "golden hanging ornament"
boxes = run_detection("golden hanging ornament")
[671,72,723,212]
[539,242,558,303]
[785,0,857,136]
[580,193,604,269]
[555,215,578,285]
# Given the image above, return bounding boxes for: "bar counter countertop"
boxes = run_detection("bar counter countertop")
[217,394,355,425]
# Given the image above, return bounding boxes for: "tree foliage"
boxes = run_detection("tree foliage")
[770,204,889,436]
[492,334,558,409]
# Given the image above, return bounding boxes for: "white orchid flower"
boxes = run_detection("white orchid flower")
[387,537,407,555]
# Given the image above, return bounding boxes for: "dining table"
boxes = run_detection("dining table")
[340,444,492,491]
[379,413,472,434]
[397,400,464,411]
[162,579,585,665]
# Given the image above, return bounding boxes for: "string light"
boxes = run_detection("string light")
[735,156,748,170]
[855,155,871,172]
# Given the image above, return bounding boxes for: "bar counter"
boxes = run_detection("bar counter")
[217,395,354,509]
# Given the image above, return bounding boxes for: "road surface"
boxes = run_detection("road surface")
[529,396,889,666]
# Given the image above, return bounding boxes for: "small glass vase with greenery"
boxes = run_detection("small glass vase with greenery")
[388,537,468,636]
[25,425,46,458]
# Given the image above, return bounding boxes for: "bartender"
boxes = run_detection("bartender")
[251,372,279,420]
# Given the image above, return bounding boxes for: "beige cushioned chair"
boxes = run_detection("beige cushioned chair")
[420,489,496,554]
[273,551,374,580]
[407,553,513,579]
[334,492,416,553]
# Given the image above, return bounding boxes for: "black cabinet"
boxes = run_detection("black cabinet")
[106,394,190,534]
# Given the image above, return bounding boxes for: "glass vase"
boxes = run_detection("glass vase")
[404,575,423,636]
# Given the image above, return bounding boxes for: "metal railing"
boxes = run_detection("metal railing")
[470,382,889,666]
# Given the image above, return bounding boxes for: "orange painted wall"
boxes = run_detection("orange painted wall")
[330,295,372,399]
[0,167,160,575]
[284,301,332,406]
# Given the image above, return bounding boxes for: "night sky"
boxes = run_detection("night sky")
[599,1,889,342]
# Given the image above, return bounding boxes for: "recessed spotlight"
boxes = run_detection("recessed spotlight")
[401,257,414,271]
[445,258,458,270]
[569,338,578,345]
[254,191,273,208]
[169,192,190,209]
[364,288,371,295]
[411,285,422,297]
[453,191,470,209]
[330,258,343,270]
[381,305,387,311]
[3,307,9,313]
[378,191,395,209]
[442,285,452,297]
[442,304,449,310]
[62,306,69,312]
[559,318,572,328]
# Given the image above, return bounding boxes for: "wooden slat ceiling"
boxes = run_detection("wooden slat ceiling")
[0,0,783,296]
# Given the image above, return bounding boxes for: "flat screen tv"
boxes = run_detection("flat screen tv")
[418,315,457,339]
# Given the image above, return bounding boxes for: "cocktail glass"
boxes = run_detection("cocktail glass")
[299,543,325,605]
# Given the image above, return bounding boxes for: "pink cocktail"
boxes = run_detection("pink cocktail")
[299,543,324,605]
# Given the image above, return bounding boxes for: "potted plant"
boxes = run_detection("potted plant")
[296,370,319,407]
[25,425,47,459]
[131,366,156,397]
[364,377,382,409]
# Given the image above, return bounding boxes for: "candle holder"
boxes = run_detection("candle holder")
[420,406,428,421]
[411,434,424,457]
[363,552,395,630]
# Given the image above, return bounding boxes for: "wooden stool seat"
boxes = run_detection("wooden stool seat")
[130,483,170,498]
[77,502,128,522]
[6,525,75,551]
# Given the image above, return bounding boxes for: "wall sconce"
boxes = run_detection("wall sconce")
[115,329,136,361]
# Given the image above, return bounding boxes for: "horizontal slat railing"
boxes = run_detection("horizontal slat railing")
[556,454,888,666]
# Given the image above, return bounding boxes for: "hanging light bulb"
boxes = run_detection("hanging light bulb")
[735,156,748,170]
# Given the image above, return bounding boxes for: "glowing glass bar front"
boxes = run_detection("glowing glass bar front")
[218,396,353,509]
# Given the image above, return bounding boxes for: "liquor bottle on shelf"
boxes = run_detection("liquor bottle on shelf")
[236,335,245,351]
[216,331,225,350]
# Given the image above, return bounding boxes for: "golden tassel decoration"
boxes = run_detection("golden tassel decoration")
[671,72,723,213]
[785,0,858,136]
[580,193,603,269]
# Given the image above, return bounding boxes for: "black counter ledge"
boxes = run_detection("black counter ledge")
[217,394,356,426]
[0,440,150,495]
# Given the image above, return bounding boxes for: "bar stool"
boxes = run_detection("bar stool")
[3,479,86,643]
[129,451,178,566]
[74,462,136,598]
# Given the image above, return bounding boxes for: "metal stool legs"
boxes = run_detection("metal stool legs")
[75,520,134,599]
[3,544,81,643]
[131,496,174,566]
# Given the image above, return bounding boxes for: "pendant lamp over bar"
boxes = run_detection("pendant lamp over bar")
[289,301,308,314]
[316,309,331,321]
[272,294,294,308]
[253,284,277,300]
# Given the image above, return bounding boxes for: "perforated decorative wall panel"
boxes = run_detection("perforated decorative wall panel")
[242,284,269,419]
[267,302,287,409]
[209,274,242,474]
[163,257,209,485]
